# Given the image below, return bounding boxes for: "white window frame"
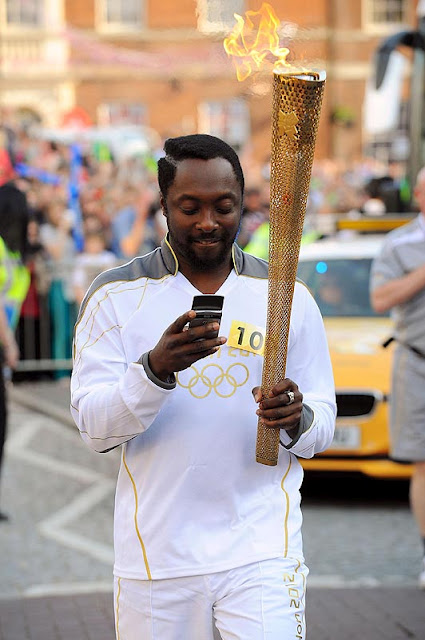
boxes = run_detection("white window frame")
[96,0,145,33]
[362,0,411,34]
[197,0,246,34]
[98,101,148,127]
[0,0,44,29]
[198,98,250,150]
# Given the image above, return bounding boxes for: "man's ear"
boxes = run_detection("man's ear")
[160,195,168,217]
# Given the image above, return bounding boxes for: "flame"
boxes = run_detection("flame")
[223,3,290,81]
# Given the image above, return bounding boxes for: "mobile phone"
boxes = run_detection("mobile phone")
[189,295,224,329]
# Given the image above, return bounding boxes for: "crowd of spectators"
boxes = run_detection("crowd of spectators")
[0,115,411,378]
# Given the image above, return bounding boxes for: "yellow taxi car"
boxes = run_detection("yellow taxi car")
[297,219,413,479]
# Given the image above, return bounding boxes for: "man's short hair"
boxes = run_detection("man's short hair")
[158,134,244,199]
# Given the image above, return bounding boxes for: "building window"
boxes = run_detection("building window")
[363,0,410,27]
[198,98,250,151]
[99,0,143,27]
[5,0,43,25]
[99,102,148,127]
[365,100,410,165]
[197,0,245,33]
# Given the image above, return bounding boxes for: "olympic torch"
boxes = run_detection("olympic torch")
[256,69,325,465]
[224,4,326,465]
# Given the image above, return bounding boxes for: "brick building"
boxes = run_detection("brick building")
[0,0,421,172]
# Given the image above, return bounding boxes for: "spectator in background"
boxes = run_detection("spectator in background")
[370,166,425,590]
[27,181,56,226]
[0,169,30,521]
[0,146,31,330]
[35,139,63,174]
[39,198,77,380]
[0,179,28,267]
[243,200,270,260]
[0,291,19,522]
[120,189,164,259]
[0,132,15,187]
[82,213,105,235]
[361,178,387,217]
[72,230,117,306]
[80,184,112,241]
[236,186,267,249]
[110,184,139,258]
[16,218,52,377]
[111,184,162,259]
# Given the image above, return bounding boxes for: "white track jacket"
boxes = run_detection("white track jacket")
[71,239,336,581]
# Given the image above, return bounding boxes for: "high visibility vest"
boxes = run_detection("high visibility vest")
[243,222,321,261]
[243,222,270,260]
[0,236,30,330]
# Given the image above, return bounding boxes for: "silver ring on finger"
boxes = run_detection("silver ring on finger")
[286,390,295,405]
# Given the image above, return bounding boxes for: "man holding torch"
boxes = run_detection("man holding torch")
[71,133,335,639]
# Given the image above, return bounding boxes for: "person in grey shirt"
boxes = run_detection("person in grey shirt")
[370,166,425,589]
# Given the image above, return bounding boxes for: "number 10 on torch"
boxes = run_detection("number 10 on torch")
[256,70,326,466]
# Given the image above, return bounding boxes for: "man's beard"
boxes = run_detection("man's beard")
[168,229,236,272]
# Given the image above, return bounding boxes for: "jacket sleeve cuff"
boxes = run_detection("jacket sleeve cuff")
[280,404,314,450]
[138,351,176,390]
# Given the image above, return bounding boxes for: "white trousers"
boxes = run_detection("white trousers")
[114,557,308,640]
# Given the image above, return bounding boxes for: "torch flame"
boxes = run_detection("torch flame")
[223,3,290,81]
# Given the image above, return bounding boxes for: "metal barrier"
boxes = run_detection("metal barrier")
[15,294,74,374]
[16,358,72,372]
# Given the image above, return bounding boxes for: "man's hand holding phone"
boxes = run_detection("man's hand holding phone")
[148,295,225,383]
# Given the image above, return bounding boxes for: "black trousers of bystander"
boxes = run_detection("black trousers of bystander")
[0,349,8,521]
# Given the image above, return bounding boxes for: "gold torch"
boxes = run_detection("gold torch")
[224,4,326,465]
[256,69,325,465]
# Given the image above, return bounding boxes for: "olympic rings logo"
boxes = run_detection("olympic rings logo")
[177,363,250,399]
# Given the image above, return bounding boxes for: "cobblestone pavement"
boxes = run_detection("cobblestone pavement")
[0,381,424,639]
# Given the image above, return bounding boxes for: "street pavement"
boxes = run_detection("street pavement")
[0,379,424,639]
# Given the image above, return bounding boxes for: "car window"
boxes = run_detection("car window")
[297,258,388,318]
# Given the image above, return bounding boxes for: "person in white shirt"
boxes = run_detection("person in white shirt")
[72,229,117,305]
[370,166,425,590]
[71,134,336,639]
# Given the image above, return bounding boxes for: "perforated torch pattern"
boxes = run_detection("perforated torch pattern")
[256,72,325,466]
